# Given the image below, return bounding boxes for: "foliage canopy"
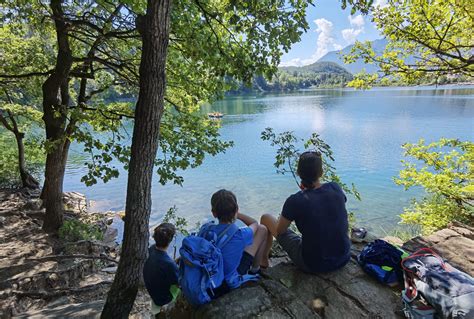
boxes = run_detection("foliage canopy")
[345,0,474,88]
[395,139,474,234]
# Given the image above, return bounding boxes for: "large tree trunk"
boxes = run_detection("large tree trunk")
[41,0,73,233]
[101,0,172,317]
[14,131,40,189]
[0,108,39,189]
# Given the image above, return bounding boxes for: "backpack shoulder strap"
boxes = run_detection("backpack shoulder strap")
[216,223,239,249]
[197,221,216,237]
[226,273,259,289]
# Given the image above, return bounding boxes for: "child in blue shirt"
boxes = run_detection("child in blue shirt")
[143,223,180,314]
[208,189,268,296]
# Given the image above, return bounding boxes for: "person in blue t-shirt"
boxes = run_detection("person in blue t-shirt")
[260,151,351,273]
[209,189,268,297]
[143,223,180,315]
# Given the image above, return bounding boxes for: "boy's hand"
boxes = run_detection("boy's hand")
[236,211,258,229]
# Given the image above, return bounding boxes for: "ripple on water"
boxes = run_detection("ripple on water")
[63,86,474,237]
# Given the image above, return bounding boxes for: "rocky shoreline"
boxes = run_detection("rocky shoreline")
[0,189,150,318]
[0,189,472,319]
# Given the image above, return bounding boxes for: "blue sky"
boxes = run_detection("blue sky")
[280,0,385,66]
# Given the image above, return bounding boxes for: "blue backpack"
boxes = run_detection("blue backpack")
[358,239,408,285]
[179,222,253,306]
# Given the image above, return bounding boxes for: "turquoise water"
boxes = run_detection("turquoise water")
[64,86,474,235]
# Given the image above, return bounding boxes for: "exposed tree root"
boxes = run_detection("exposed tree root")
[10,281,113,299]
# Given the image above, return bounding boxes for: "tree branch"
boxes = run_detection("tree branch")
[0,70,53,79]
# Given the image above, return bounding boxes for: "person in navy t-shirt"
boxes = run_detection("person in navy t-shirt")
[143,223,180,312]
[208,189,268,297]
[260,151,351,273]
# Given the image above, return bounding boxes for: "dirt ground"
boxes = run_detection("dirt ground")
[0,189,151,319]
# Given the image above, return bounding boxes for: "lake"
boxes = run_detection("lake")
[64,85,474,237]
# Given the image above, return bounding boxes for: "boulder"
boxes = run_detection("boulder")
[402,221,474,276]
[266,260,403,319]
[161,279,320,319]
[161,250,404,319]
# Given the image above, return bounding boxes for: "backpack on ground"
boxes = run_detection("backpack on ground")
[178,222,257,306]
[358,239,408,286]
[401,248,474,319]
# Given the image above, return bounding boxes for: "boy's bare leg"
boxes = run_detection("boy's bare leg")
[260,214,278,268]
[252,225,268,269]
[244,224,267,270]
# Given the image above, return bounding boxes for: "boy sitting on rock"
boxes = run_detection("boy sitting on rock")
[143,223,180,315]
[260,151,351,273]
[208,189,268,296]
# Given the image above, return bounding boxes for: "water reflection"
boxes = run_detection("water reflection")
[64,86,474,236]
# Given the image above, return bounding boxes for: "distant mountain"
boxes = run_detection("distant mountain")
[226,61,353,94]
[258,61,353,91]
[279,61,353,75]
[317,38,388,74]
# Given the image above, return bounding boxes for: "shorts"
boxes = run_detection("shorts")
[276,229,312,273]
[211,251,254,299]
[237,251,254,275]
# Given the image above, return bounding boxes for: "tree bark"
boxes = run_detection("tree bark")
[15,130,40,189]
[101,0,172,317]
[41,0,73,233]
[0,89,40,189]
[0,110,39,189]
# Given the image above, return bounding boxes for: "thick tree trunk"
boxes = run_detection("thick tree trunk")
[0,90,40,189]
[41,0,73,233]
[14,131,40,189]
[101,0,172,318]
[0,109,39,189]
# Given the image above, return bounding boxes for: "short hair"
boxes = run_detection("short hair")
[153,223,176,248]
[297,151,323,188]
[211,189,238,223]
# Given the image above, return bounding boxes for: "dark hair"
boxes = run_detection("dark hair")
[297,151,323,188]
[211,189,238,223]
[153,223,176,248]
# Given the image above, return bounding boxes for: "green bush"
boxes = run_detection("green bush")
[58,219,104,242]
[396,139,473,235]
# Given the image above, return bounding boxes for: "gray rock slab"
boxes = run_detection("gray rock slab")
[265,260,403,319]
[403,222,474,276]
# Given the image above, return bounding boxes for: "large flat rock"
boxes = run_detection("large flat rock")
[265,259,403,319]
[403,222,474,276]
[162,279,320,319]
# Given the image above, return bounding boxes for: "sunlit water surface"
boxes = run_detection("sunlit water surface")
[64,85,474,238]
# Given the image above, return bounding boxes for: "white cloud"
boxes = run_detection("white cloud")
[373,0,389,8]
[314,18,338,61]
[341,14,365,44]
[341,28,363,43]
[279,18,344,67]
[348,14,365,28]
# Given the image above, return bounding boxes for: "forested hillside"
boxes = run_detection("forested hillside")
[229,61,353,93]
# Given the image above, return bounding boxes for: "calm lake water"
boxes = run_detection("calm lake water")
[65,85,474,236]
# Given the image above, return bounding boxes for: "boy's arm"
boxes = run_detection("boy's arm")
[276,215,292,235]
[236,212,258,234]
[170,261,179,285]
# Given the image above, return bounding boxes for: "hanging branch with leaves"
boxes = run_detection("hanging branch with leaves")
[261,127,361,201]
